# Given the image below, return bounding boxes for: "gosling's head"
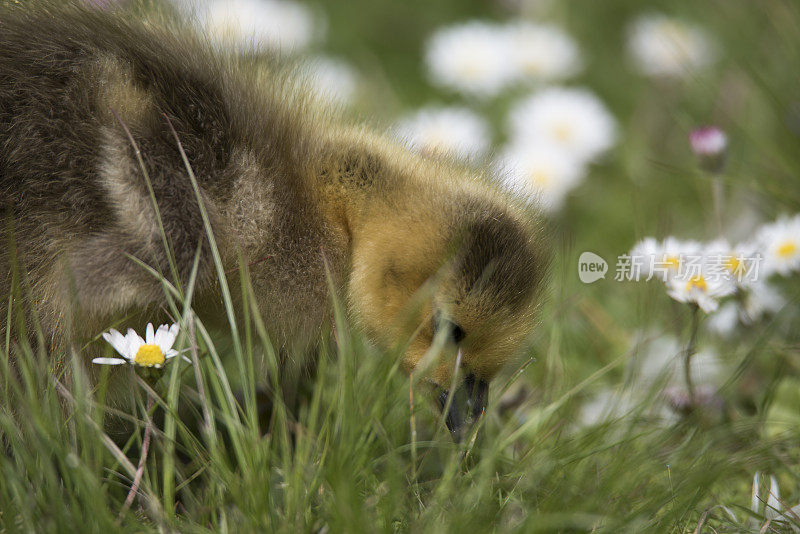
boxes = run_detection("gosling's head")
[346,156,550,440]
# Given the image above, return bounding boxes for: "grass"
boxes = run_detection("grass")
[3,294,789,533]
[3,0,800,532]
[3,294,797,532]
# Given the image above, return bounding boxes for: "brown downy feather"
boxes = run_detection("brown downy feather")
[0,2,550,408]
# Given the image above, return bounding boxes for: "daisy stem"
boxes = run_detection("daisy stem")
[683,304,700,406]
[670,299,683,341]
[712,174,724,237]
[120,394,154,519]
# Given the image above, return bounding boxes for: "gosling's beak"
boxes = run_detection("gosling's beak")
[437,373,489,442]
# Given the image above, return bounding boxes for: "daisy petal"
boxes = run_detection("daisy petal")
[92,357,128,365]
[145,323,155,344]
[102,329,128,357]
[160,323,179,352]
[127,328,145,357]
[127,328,144,344]
[167,323,180,345]
[154,324,170,347]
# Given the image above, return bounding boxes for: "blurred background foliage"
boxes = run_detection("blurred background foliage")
[2,0,800,531]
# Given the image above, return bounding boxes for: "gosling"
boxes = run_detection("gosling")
[0,3,550,437]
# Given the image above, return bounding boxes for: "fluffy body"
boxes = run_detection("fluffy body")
[0,3,549,402]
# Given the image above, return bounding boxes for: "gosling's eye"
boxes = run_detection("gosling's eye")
[450,323,465,344]
[433,314,466,345]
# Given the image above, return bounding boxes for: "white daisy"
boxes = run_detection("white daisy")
[764,475,783,521]
[303,56,358,106]
[628,237,661,281]
[627,14,716,78]
[635,334,723,390]
[93,323,182,369]
[629,236,702,282]
[756,215,800,276]
[394,106,491,160]
[703,238,762,286]
[194,0,320,54]
[706,301,740,337]
[706,281,784,335]
[666,262,736,312]
[578,389,638,427]
[749,473,800,526]
[505,22,582,83]
[508,87,617,163]
[424,22,515,98]
[495,143,586,211]
[741,282,785,324]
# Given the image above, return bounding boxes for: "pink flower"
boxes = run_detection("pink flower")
[690,127,727,156]
[689,126,727,172]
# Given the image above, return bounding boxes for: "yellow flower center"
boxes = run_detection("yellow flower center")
[664,255,681,270]
[457,62,484,81]
[552,122,573,142]
[724,256,741,274]
[777,241,798,259]
[522,57,544,75]
[134,344,165,367]
[685,275,708,293]
[530,168,551,187]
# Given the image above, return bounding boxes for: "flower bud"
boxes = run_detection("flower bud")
[689,126,727,173]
